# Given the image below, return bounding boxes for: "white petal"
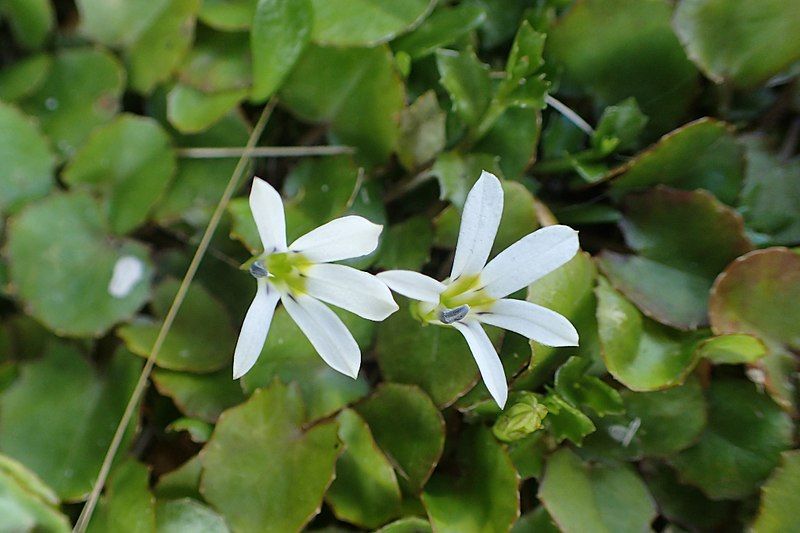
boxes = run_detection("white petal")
[451,170,504,280]
[481,225,579,298]
[376,270,445,303]
[304,263,398,321]
[250,177,287,253]
[452,320,508,408]
[233,279,280,379]
[282,293,361,378]
[289,215,381,263]
[477,298,579,347]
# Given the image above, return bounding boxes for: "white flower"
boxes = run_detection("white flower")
[377,171,579,408]
[233,177,398,380]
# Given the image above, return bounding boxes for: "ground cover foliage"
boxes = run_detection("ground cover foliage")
[1,0,800,531]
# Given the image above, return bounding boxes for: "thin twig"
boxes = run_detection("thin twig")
[73,100,277,533]
[545,95,594,135]
[177,145,355,159]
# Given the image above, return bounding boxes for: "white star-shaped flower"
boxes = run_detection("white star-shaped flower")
[233,177,398,380]
[378,171,579,408]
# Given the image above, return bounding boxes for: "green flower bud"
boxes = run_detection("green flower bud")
[493,394,548,443]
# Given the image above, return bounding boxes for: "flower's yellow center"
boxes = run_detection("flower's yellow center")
[413,274,495,325]
[260,252,312,294]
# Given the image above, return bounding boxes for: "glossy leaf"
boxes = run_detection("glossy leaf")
[152,369,245,423]
[156,499,229,533]
[310,0,434,46]
[752,451,800,533]
[88,460,156,533]
[0,454,70,532]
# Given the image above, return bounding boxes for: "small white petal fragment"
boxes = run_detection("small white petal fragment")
[477,298,579,347]
[233,279,280,379]
[376,270,446,303]
[304,263,398,321]
[452,320,508,408]
[481,225,579,298]
[289,215,381,263]
[282,293,361,379]
[107,255,145,298]
[250,177,287,253]
[451,170,504,280]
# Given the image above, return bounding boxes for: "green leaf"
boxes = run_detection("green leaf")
[18,48,125,158]
[378,517,432,533]
[431,151,502,208]
[595,277,702,391]
[251,0,311,102]
[77,0,169,46]
[126,0,201,94]
[671,378,793,500]
[608,118,744,205]
[167,84,247,134]
[507,433,547,480]
[241,306,372,421]
[465,0,526,49]
[201,382,340,532]
[6,192,153,337]
[0,101,55,215]
[88,460,156,533]
[156,498,229,533]
[674,0,800,87]
[738,136,800,246]
[0,455,70,532]
[154,456,202,501]
[152,369,245,423]
[592,98,648,153]
[280,44,404,164]
[392,4,486,59]
[119,279,235,372]
[0,344,140,501]
[696,334,767,365]
[436,48,492,128]
[63,114,176,234]
[310,0,434,46]
[199,0,257,30]
[355,384,445,494]
[474,107,541,180]
[554,356,623,417]
[546,0,698,134]
[397,91,446,170]
[375,302,502,407]
[512,507,559,533]
[326,409,401,528]
[167,418,213,443]
[0,53,51,101]
[710,248,800,351]
[602,186,752,329]
[422,426,519,533]
[541,393,595,445]
[376,216,434,271]
[179,30,251,93]
[752,450,800,533]
[2,0,54,49]
[538,448,656,533]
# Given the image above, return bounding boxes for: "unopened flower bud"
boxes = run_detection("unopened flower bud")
[493,394,548,442]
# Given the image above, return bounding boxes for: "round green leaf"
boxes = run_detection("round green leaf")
[596,277,701,391]
[179,30,251,93]
[63,114,176,234]
[710,248,800,351]
[538,448,656,533]
[608,118,744,205]
[376,216,434,271]
[154,456,202,501]
[251,0,311,102]
[0,53,51,102]
[355,384,445,494]
[156,498,229,533]
[167,84,247,134]
[422,426,519,533]
[2,0,54,49]
[241,306,372,421]
[280,44,404,164]
[0,101,55,215]
[674,0,800,87]
[671,378,793,500]
[546,0,698,134]
[18,48,125,158]
[88,460,156,533]
[201,382,340,532]
[199,0,257,30]
[152,369,245,423]
[6,192,153,337]
[752,451,800,533]
[326,409,401,529]
[310,0,434,46]
[695,334,767,365]
[377,517,433,533]
[118,279,235,373]
[0,455,70,533]
[393,4,487,60]
[0,344,141,501]
[77,0,170,46]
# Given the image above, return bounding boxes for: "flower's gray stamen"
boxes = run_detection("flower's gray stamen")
[439,304,470,324]
[249,261,268,278]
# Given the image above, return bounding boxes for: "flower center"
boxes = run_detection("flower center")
[249,251,311,294]
[413,274,496,326]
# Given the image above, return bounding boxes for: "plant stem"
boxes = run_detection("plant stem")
[177,145,355,158]
[545,95,594,135]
